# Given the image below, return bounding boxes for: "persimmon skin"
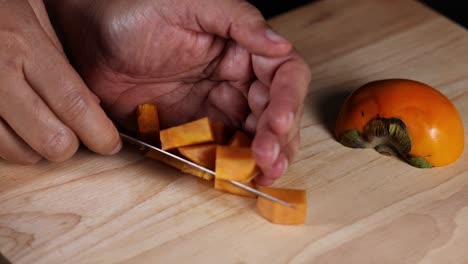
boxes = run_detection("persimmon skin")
[335,79,464,167]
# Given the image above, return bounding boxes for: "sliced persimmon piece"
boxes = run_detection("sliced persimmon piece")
[145,150,185,170]
[178,143,217,170]
[210,121,226,145]
[256,186,307,225]
[214,179,256,198]
[160,117,214,150]
[145,150,213,180]
[215,146,258,182]
[180,166,214,181]
[228,131,251,147]
[136,103,160,143]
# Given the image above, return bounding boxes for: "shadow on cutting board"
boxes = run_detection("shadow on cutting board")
[314,90,353,138]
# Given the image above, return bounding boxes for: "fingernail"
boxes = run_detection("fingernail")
[110,141,122,155]
[265,28,289,44]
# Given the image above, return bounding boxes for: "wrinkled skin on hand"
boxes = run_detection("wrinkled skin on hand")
[46,0,311,185]
[0,0,121,164]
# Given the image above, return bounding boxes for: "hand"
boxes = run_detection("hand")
[46,0,311,185]
[0,0,121,164]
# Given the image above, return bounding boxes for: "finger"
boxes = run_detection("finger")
[211,41,253,94]
[23,34,122,155]
[253,132,298,186]
[206,82,250,128]
[248,80,269,117]
[0,76,79,162]
[28,0,64,51]
[244,113,257,134]
[251,81,304,185]
[286,132,301,162]
[255,153,288,186]
[251,124,280,168]
[253,53,311,136]
[194,0,292,57]
[0,118,41,164]
[283,105,304,156]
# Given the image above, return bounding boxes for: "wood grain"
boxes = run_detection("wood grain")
[2,0,468,263]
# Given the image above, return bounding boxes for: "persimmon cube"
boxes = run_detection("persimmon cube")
[215,146,258,182]
[136,103,160,143]
[145,150,213,180]
[180,166,214,181]
[256,186,307,225]
[214,179,256,198]
[160,117,214,150]
[178,143,217,170]
[210,121,226,145]
[145,150,185,170]
[228,131,251,147]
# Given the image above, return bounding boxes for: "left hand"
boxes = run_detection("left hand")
[45,0,311,186]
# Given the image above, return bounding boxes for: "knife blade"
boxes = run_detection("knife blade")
[119,132,294,208]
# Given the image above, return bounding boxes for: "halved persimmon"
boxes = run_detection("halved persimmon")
[335,79,464,168]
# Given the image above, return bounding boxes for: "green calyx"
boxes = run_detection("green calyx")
[339,117,433,168]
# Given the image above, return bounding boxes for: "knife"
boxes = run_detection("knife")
[119,132,294,208]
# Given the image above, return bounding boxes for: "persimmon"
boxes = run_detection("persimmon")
[256,186,307,225]
[228,131,252,147]
[178,143,217,169]
[215,146,259,182]
[145,150,186,171]
[136,103,160,144]
[210,121,226,145]
[214,179,256,198]
[335,79,464,168]
[180,166,214,180]
[160,117,214,150]
[145,150,214,180]
[135,108,309,224]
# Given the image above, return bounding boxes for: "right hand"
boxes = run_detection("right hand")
[0,0,122,164]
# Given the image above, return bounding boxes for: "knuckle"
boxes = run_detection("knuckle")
[41,127,78,161]
[59,90,90,123]
[0,30,29,72]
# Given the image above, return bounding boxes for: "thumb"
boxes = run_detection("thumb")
[194,0,292,57]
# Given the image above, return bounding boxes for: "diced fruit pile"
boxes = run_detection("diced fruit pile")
[136,103,307,225]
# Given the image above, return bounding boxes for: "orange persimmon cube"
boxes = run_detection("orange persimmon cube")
[180,166,214,181]
[214,179,256,198]
[145,150,213,180]
[228,131,251,147]
[210,121,226,145]
[215,146,259,182]
[136,103,160,143]
[178,143,217,170]
[160,117,214,150]
[256,186,307,225]
[145,150,186,170]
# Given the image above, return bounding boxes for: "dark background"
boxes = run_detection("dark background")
[248,0,468,29]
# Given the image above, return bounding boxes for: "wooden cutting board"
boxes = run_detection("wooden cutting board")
[2,0,468,263]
